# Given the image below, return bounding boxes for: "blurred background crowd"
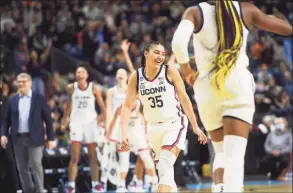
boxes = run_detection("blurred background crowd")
[1,0,292,186]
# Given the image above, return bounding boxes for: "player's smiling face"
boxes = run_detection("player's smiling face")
[145,44,165,69]
[76,67,88,81]
[116,68,128,84]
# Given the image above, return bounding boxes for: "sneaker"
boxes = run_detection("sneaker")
[64,185,75,193]
[116,186,128,193]
[211,183,224,192]
[92,183,105,193]
[144,183,157,192]
[128,182,145,193]
[150,183,158,192]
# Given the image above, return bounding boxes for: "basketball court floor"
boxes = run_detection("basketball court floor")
[184,180,292,192]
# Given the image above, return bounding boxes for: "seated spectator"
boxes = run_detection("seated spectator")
[257,115,275,134]
[264,117,292,180]
[257,63,273,84]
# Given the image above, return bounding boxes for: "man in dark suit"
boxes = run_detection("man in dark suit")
[0,94,21,193]
[1,73,54,193]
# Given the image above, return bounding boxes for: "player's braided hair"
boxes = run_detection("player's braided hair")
[141,41,161,68]
[208,0,244,95]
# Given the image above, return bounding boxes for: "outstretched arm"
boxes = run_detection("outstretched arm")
[121,39,136,73]
[243,2,292,36]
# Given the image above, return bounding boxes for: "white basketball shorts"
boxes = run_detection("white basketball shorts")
[69,118,98,144]
[193,66,256,131]
[147,115,188,163]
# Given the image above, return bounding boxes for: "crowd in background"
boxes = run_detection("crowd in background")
[1,0,292,178]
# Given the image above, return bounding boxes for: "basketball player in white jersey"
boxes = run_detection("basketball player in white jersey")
[108,100,158,192]
[119,41,207,192]
[61,64,107,193]
[106,69,157,192]
[121,40,160,192]
[171,0,292,192]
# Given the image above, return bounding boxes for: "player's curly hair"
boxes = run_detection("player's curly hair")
[76,62,90,74]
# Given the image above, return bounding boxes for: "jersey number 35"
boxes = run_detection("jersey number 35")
[148,95,163,108]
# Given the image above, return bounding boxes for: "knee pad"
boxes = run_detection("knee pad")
[119,151,130,173]
[138,150,155,170]
[157,150,176,187]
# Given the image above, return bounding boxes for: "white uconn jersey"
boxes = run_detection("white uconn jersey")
[137,65,182,123]
[193,1,249,78]
[129,100,144,129]
[70,82,96,121]
[112,86,126,113]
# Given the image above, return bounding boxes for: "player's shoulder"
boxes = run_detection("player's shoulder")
[165,64,180,76]
[164,64,181,85]
[91,82,101,93]
[183,5,201,18]
[90,81,98,89]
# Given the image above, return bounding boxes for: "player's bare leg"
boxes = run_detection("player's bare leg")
[66,142,82,193]
[136,156,144,182]
[87,143,104,192]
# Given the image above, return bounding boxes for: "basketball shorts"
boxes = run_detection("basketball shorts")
[147,115,188,163]
[193,66,256,131]
[69,119,98,144]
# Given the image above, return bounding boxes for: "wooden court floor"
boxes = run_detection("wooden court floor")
[183,180,292,192]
